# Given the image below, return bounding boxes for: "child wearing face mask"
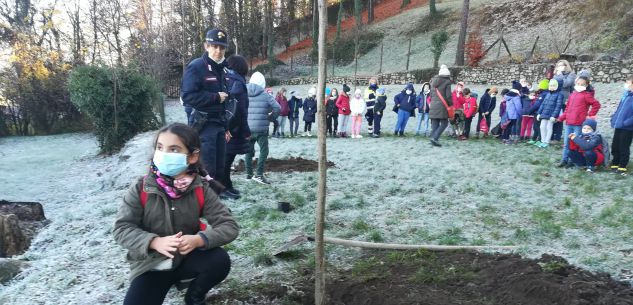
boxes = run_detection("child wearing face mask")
[394,83,417,136]
[476,87,497,138]
[536,79,563,148]
[520,90,538,141]
[350,88,366,138]
[415,82,432,136]
[372,87,387,138]
[114,123,239,305]
[557,76,601,168]
[450,81,466,137]
[462,88,478,139]
[325,88,340,137]
[610,76,633,176]
[568,119,604,172]
[302,87,318,137]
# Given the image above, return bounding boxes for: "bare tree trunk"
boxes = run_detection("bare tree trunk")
[455,0,469,66]
[368,0,374,23]
[430,0,437,16]
[314,0,328,303]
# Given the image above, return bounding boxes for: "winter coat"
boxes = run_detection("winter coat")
[527,94,544,116]
[288,96,303,119]
[554,71,577,96]
[521,96,535,117]
[246,83,281,134]
[611,90,633,131]
[113,175,239,281]
[326,97,339,116]
[558,90,601,126]
[350,96,366,116]
[416,93,431,113]
[394,91,417,112]
[463,96,478,119]
[336,94,351,115]
[478,90,496,115]
[537,91,564,119]
[452,90,466,110]
[181,52,229,128]
[504,93,522,120]
[570,133,605,166]
[276,95,290,116]
[226,72,251,155]
[374,95,387,115]
[429,75,453,119]
[364,87,377,110]
[303,97,317,122]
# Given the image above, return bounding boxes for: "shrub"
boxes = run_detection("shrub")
[68,65,160,154]
[431,31,449,69]
[324,31,384,66]
[465,30,485,67]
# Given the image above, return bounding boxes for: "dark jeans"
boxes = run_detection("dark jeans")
[532,118,541,141]
[430,118,449,141]
[552,121,563,141]
[185,106,193,124]
[271,120,279,135]
[326,114,338,135]
[245,133,269,176]
[288,117,299,135]
[123,248,231,305]
[502,119,517,140]
[365,109,374,127]
[199,124,226,179]
[569,150,598,168]
[373,113,383,135]
[463,117,473,138]
[612,128,633,168]
[476,113,491,133]
[221,153,237,190]
[304,122,313,132]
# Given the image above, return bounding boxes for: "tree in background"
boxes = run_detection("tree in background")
[401,0,410,9]
[368,0,374,24]
[431,30,449,69]
[335,0,344,42]
[354,0,362,30]
[454,0,469,66]
[465,29,485,67]
[312,0,318,57]
[430,0,437,16]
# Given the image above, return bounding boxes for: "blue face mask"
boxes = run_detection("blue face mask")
[153,150,189,177]
[370,84,378,90]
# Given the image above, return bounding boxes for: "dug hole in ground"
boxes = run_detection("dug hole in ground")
[1,82,633,305]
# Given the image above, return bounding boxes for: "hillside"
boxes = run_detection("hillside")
[266,0,633,79]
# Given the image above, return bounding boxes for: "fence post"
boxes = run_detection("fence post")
[406,38,412,71]
[378,42,383,74]
[290,55,294,72]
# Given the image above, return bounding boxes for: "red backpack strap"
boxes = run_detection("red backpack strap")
[195,186,207,231]
[140,177,148,208]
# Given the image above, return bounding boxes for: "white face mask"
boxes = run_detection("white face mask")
[574,85,586,92]
[406,90,412,95]
[624,83,632,91]
[424,89,430,94]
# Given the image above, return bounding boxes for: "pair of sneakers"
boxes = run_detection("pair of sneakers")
[246,174,271,185]
[610,166,629,176]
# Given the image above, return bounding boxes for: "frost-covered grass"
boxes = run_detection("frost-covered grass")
[0,82,631,304]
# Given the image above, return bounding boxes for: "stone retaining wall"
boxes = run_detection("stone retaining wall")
[276,60,633,86]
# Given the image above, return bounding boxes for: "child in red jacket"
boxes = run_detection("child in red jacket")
[461,88,478,139]
[568,119,604,172]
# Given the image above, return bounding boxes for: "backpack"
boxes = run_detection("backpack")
[140,178,207,231]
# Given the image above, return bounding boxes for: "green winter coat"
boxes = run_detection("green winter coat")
[113,174,239,280]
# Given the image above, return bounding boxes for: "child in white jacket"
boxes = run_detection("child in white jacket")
[350,89,366,138]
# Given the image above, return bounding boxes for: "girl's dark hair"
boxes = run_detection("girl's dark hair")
[577,76,590,84]
[153,123,225,193]
[329,88,338,98]
[227,55,248,77]
[462,88,471,95]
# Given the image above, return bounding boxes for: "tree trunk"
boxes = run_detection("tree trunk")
[430,0,437,16]
[311,0,318,56]
[335,0,343,42]
[455,0,469,66]
[401,0,410,9]
[354,0,362,30]
[368,0,374,23]
[314,0,328,303]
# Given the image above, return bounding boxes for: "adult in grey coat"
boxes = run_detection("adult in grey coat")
[428,64,453,147]
[244,72,280,185]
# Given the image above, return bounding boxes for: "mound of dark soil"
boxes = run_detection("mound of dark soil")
[208,250,633,305]
[233,157,335,173]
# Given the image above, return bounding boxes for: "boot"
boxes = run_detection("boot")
[184,282,209,305]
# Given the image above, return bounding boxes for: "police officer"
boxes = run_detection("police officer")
[181,29,230,181]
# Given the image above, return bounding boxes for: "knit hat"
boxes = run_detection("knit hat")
[439,64,450,76]
[377,87,386,95]
[354,88,362,96]
[250,72,266,89]
[325,87,331,96]
[511,80,522,91]
[578,69,592,80]
[405,83,414,91]
[342,84,351,93]
[582,118,597,132]
[538,79,550,91]
[308,86,316,97]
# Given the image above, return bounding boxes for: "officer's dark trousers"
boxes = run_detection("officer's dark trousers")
[199,123,226,180]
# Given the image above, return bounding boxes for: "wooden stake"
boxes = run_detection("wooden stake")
[526,35,539,63]
[501,37,512,58]
[562,39,572,54]
[406,38,412,71]
[314,0,328,304]
[378,42,384,74]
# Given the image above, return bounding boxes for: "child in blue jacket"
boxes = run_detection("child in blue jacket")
[288,91,303,137]
[610,76,633,176]
[568,119,604,172]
